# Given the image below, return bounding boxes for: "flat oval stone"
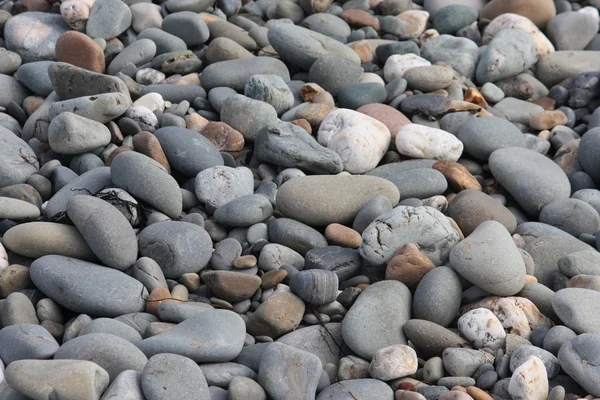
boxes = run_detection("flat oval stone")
[276,175,399,227]
[552,288,600,333]
[536,51,600,88]
[67,195,138,270]
[141,353,209,400]
[138,28,187,56]
[2,222,95,260]
[220,94,278,142]
[110,152,182,218]
[55,333,147,381]
[290,269,339,306]
[366,165,448,200]
[458,116,526,161]
[30,255,147,317]
[246,291,305,339]
[16,61,55,96]
[136,310,246,362]
[342,280,411,360]
[55,31,105,73]
[48,112,111,154]
[48,62,128,100]
[413,267,462,327]
[404,319,470,359]
[50,92,132,124]
[395,124,463,162]
[0,324,59,364]
[447,189,517,236]
[489,147,570,216]
[0,197,39,220]
[540,198,600,237]
[107,39,156,76]
[201,57,290,92]
[138,221,212,279]
[214,194,273,227]
[202,271,261,303]
[86,0,132,40]
[268,218,328,256]
[4,12,69,63]
[161,11,209,47]
[79,318,143,344]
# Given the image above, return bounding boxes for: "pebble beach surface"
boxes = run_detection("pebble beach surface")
[1,0,600,399]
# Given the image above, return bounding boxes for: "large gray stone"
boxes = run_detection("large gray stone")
[547,11,598,51]
[277,323,344,366]
[421,34,479,79]
[0,75,29,108]
[540,198,600,237]
[194,166,253,210]
[86,0,132,40]
[305,246,362,282]
[48,112,111,155]
[403,319,470,359]
[201,57,290,92]
[220,94,278,142]
[268,218,328,256]
[458,116,525,160]
[366,165,448,199]
[489,147,571,216]
[213,194,273,227]
[48,62,129,100]
[557,333,600,397]
[100,370,144,400]
[0,126,39,188]
[4,12,69,63]
[0,324,59,364]
[30,255,147,317]
[79,318,143,344]
[342,280,411,360]
[493,98,544,125]
[510,344,559,379]
[50,92,132,124]
[553,288,600,333]
[578,128,600,185]
[413,266,463,327]
[141,353,209,400]
[316,379,394,400]
[558,249,600,278]
[536,51,600,88]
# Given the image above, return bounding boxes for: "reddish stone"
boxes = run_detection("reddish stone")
[55,31,105,73]
[200,122,244,152]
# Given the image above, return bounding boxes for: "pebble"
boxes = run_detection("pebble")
[290,269,339,306]
[421,35,479,79]
[369,344,418,381]
[558,333,600,396]
[396,123,464,162]
[447,190,517,236]
[552,288,600,333]
[141,353,209,400]
[246,291,305,339]
[457,116,525,161]
[508,356,549,400]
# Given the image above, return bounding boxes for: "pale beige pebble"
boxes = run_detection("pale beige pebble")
[185,113,210,132]
[529,110,568,130]
[0,243,8,272]
[568,274,600,291]
[466,386,492,400]
[360,72,385,86]
[325,223,362,248]
[132,92,165,112]
[60,0,90,31]
[313,91,335,108]
[174,73,201,86]
[452,386,468,393]
[580,6,600,24]
[508,356,548,400]
[525,275,538,284]
[482,14,555,58]
[232,255,257,269]
[395,10,429,39]
[460,296,552,339]
[395,123,463,162]
[419,28,439,46]
[384,53,431,82]
[317,108,391,174]
[368,344,418,381]
[170,284,188,301]
[458,308,506,350]
[0,197,40,220]
[396,391,427,400]
[421,195,448,213]
[23,96,45,116]
[538,130,551,141]
[347,39,396,63]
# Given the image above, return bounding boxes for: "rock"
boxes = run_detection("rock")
[458,116,525,161]
[558,249,600,277]
[395,124,463,162]
[290,270,338,306]
[0,197,39,220]
[0,126,39,186]
[317,379,394,400]
[489,147,570,216]
[476,29,537,84]
[48,62,128,100]
[202,271,261,302]
[194,166,253,210]
[55,31,105,73]
[220,94,278,142]
[508,356,549,400]
[111,151,183,218]
[539,198,600,237]
[4,12,69,63]
[480,0,556,29]
[360,206,461,266]
[536,51,600,88]
[30,255,147,317]
[214,194,273,227]
[200,121,245,152]
[138,221,213,279]
[366,164,448,200]
[450,221,526,296]
[100,370,144,400]
[254,121,343,174]
[458,308,506,350]
[277,323,344,366]
[137,310,246,361]
[578,129,600,185]
[342,280,411,360]
[259,244,305,272]
[413,267,462,327]
[86,0,132,39]
[404,65,454,93]
[141,353,209,400]
[368,345,418,381]
[447,190,517,236]
[228,376,266,400]
[201,57,290,92]
[245,74,294,116]
[308,56,363,97]
[385,243,436,291]
[552,288,600,333]
[421,35,479,79]
[383,53,431,82]
[0,324,59,364]
[0,76,28,110]
[482,14,555,59]
[443,348,487,377]
[2,292,38,326]
[268,23,360,70]
[5,360,109,400]
[268,217,328,256]
[558,333,600,397]
[246,291,305,339]
[356,104,411,139]
[79,318,143,344]
[162,11,209,47]
[510,345,559,379]
[547,11,598,51]
[433,5,478,35]
[493,98,544,125]
[66,195,137,270]
[317,108,391,174]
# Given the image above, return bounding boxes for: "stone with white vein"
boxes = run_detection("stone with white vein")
[395,124,463,162]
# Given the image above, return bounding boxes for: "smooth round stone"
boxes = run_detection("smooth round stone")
[214,194,273,227]
[451,221,526,296]
[55,333,147,381]
[510,344,559,379]
[552,288,600,333]
[0,197,39,220]
[4,12,69,63]
[86,0,132,39]
[433,4,478,35]
[458,308,506,350]
[30,255,147,317]
[547,11,598,51]
[482,14,555,59]
[141,353,209,400]
[423,0,486,16]
[50,92,131,125]
[559,249,600,277]
[507,356,549,400]
[48,112,111,154]
[308,56,363,97]
[195,166,253,209]
[0,324,59,364]
[207,19,257,51]
[557,333,600,397]
[0,48,22,75]
[107,39,157,76]
[342,280,411,360]
[421,34,479,79]
[138,221,212,279]
[203,271,261,303]
[369,344,418,381]
[79,318,142,343]
[47,62,128,100]
[276,322,343,366]
[447,190,517,236]
[0,126,39,185]
[276,175,399,227]
[403,319,470,359]
[137,310,246,362]
[305,246,361,282]
[137,28,187,56]
[317,108,390,174]
[404,65,454,93]
[489,147,571,216]
[360,206,461,266]
[16,61,54,96]
[220,94,278,141]
[268,23,360,70]
[245,74,294,116]
[111,151,182,218]
[356,104,410,139]
[5,360,109,400]
[480,0,556,29]
[396,124,463,162]
[366,164,447,200]
[301,13,351,40]
[289,269,338,306]
[100,370,144,400]
[268,218,328,256]
[246,291,305,338]
[130,3,162,33]
[442,348,486,377]
[201,57,290,92]
[536,51,600,88]
[543,326,576,356]
[55,31,105,73]
[66,195,137,270]
[338,82,387,110]
[413,267,462,327]
[540,198,600,237]
[161,11,209,47]
[2,292,38,326]
[384,53,431,82]
[205,36,254,65]
[229,376,266,400]
[458,116,525,161]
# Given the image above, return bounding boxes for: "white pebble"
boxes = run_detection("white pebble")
[395,123,463,162]
[458,308,506,350]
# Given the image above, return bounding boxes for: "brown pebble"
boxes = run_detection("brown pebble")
[531,96,556,110]
[396,382,416,391]
[132,131,171,173]
[145,286,172,315]
[202,270,261,303]
[179,273,200,292]
[312,91,335,108]
[170,284,189,301]
[200,121,245,152]
[23,96,45,116]
[433,160,482,192]
[0,264,32,297]
[261,269,288,290]
[525,274,538,284]
[55,31,105,73]
[356,103,411,139]
[325,223,362,248]
[232,255,257,269]
[568,274,600,291]
[185,113,210,132]
[537,130,551,141]
[385,243,435,290]
[356,283,370,290]
[529,110,568,130]
[347,40,374,63]
[105,146,133,166]
[466,386,493,400]
[295,103,335,132]
[464,88,488,108]
[300,83,325,102]
[107,121,123,144]
[340,9,380,30]
[13,0,50,13]
[291,118,312,134]
[41,320,64,341]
